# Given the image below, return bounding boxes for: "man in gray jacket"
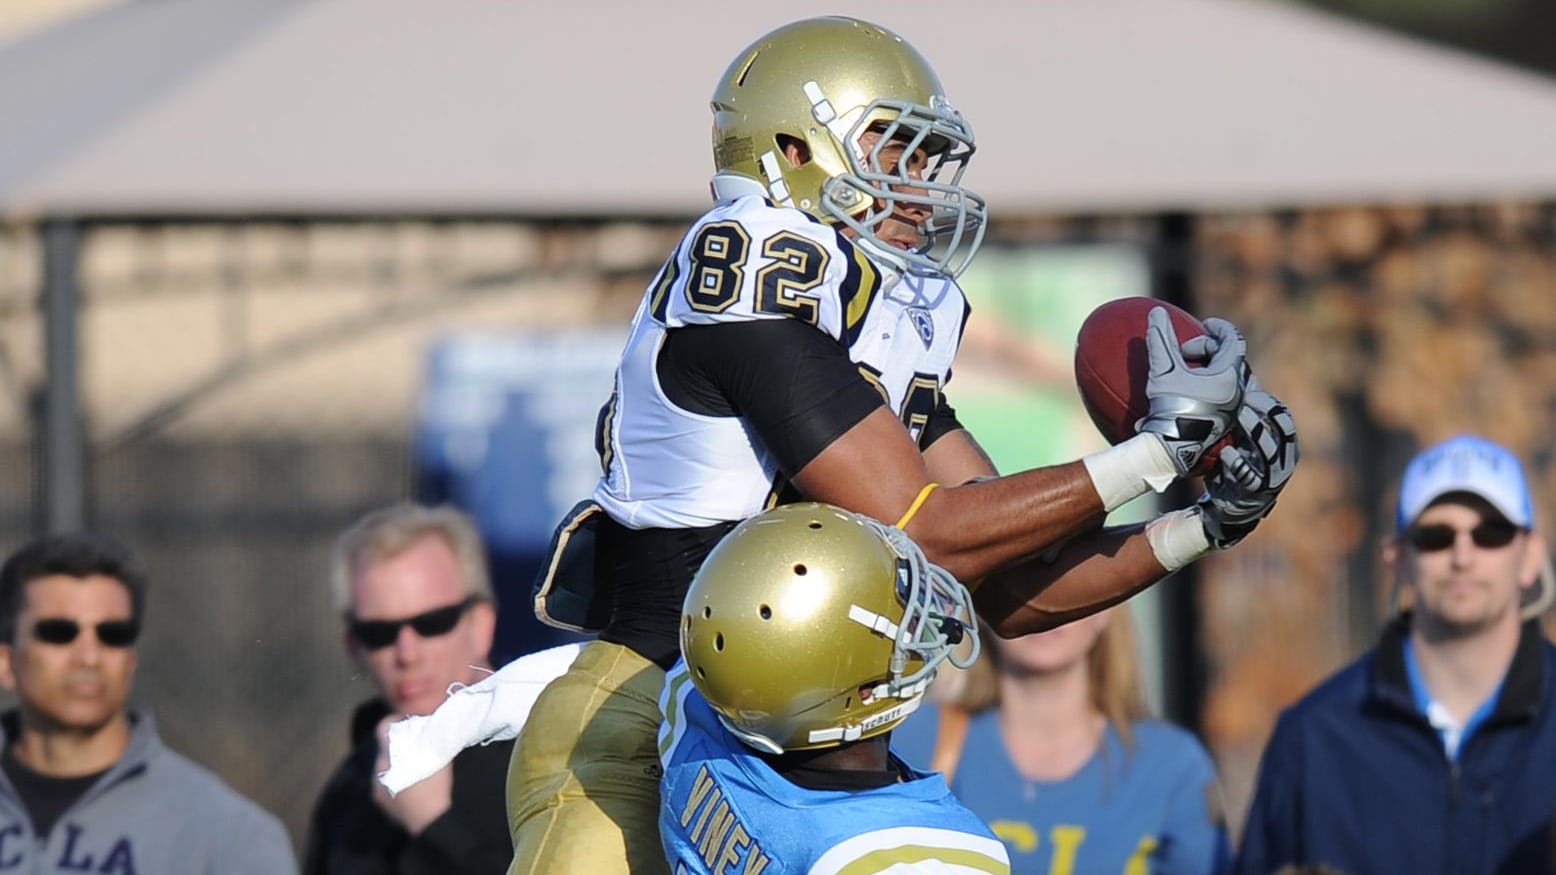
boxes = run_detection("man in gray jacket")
[0,532,296,874]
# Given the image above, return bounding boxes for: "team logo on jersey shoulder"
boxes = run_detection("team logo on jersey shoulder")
[907,307,935,349]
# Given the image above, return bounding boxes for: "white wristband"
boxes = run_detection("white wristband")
[1145,508,1213,573]
[1082,433,1179,513]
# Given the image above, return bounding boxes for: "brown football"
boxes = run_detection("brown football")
[1074,296,1216,456]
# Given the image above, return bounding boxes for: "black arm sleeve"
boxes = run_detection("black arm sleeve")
[658,320,887,475]
[920,394,965,450]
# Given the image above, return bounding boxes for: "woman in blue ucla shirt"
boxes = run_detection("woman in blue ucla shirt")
[893,607,1231,875]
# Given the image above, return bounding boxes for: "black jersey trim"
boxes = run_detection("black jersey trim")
[648,251,682,323]
[834,232,882,348]
[920,394,965,449]
[954,296,973,357]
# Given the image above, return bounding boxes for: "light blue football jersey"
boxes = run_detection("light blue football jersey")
[658,663,1010,875]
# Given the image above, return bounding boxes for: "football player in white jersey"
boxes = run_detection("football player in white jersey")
[509,15,1298,875]
[660,504,1009,875]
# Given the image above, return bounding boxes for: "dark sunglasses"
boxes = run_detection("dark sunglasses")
[32,618,140,648]
[348,597,476,650]
[1406,521,1522,553]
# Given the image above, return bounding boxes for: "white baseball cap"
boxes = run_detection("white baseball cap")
[1396,434,1534,531]
[1394,434,1552,620]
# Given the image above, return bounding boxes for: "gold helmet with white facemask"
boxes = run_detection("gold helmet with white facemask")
[680,503,980,754]
[709,16,987,278]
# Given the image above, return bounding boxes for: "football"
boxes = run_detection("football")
[1074,296,1210,447]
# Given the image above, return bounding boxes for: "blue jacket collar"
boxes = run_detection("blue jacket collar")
[1367,611,1545,729]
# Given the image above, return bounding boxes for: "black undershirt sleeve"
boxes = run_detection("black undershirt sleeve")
[920,394,965,450]
[658,319,887,475]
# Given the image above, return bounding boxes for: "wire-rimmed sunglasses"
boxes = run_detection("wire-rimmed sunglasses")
[348,597,477,650]
[31,618,140,648]
[1405,521,1521,553]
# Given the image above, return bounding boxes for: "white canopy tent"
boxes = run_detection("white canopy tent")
[2,0,1556,219]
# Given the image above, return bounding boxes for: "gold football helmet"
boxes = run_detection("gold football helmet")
[709,16,987,278]
[681,503,979,754]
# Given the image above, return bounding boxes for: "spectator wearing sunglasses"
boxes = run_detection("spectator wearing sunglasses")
[1237,434,1556,875]
[304,503,510,875]
[0,532,296,873]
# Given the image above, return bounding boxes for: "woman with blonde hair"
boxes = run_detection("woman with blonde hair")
[892,607,1230,875]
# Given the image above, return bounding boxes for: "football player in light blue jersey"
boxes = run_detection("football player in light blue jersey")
[510,15,1297,875]
[660,503,1009,875]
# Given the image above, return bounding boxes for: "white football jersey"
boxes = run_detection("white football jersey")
[594,197,968,529]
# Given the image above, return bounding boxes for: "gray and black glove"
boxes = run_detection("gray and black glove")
[1198,381,1299,549]
[1138,309,1247,477]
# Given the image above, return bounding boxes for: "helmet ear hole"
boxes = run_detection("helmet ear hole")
[775,134,810,167]
[759,605,772,620]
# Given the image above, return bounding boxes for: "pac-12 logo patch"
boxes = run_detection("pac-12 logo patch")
[907,307,935,349]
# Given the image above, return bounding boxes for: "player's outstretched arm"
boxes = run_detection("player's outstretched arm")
[959,380,1299,638]
[791,412,1194,629]
[791,410,1109,582]
[918,428,1183,637]
[794,416,1199,637]
[793,316,1246,580]
[971,521,1165,636]
[794,359,1295,640]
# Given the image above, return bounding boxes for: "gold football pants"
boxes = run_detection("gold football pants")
[506,640,670,875]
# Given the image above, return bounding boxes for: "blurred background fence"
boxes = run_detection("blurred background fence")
[0,216,680,842]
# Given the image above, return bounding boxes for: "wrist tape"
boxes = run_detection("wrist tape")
[1145,507,1212,572]
[1082,434,1179,513]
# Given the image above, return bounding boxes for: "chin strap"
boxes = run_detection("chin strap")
[805,693,925,747]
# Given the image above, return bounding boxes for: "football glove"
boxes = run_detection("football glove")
[1138,309,1247,477]
[1199,383,1299,549]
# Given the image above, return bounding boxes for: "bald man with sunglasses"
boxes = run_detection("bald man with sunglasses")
[1238,435,1556,875]
[0,532,295,873]
[305,503,511,875]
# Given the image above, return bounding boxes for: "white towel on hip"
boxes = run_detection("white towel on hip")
[377,642,583,795]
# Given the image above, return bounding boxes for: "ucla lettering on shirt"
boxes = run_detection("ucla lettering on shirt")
[0,820,138,875]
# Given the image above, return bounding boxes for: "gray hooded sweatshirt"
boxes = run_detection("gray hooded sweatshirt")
[0,709,297,874]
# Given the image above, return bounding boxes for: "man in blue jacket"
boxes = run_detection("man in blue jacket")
[1237,434,1556,875]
